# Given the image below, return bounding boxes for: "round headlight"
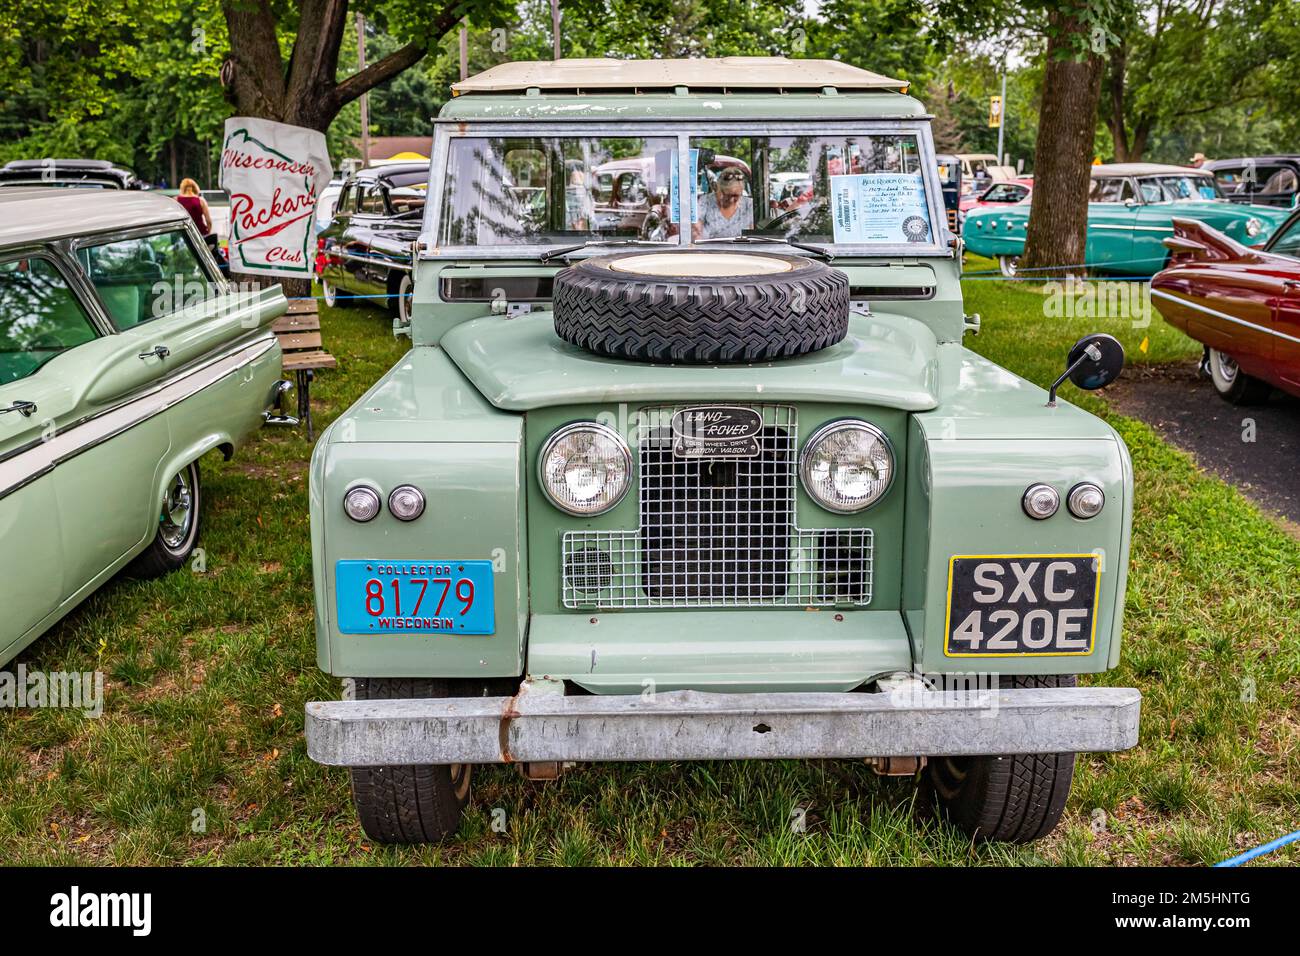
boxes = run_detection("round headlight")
[388,484,426,521]
[800,420,894,513]
[343,484,381,522]
[539,422,632,516]
[1245,217,1263,238]
[1022,483,1060,520]
[1067,482,1105,519]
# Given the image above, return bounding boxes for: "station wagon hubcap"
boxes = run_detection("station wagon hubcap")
[160,469,194,550]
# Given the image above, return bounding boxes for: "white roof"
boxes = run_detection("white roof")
[0,189,187,248]
[453,57,907,94]
[1094,163,1207,177]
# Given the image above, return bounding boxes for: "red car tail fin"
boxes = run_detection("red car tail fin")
[1162,217,1249,265]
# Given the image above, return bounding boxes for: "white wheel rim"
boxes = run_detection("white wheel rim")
[323,281,336,306]
[1213,349,1238,384]
[400,275,413,323]
[610,252,795,277]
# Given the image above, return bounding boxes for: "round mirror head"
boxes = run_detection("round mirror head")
[1067,333,1125,391]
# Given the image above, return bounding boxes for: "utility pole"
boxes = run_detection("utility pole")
[459,22,468,81]
[996,69,1007,167]
[551,0,561,60]
[357,13,370,167]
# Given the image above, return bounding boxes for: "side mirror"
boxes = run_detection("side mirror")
[1123,198,1138,208]
[1047,333,1125,406]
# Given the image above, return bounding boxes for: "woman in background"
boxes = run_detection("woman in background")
[176,178,216,250]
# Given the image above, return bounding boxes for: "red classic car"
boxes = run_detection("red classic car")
[1151,213,1300,403]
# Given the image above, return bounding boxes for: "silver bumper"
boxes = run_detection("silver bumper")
[305,682,1141,766]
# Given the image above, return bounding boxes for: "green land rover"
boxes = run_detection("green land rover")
[304,57,1141,845]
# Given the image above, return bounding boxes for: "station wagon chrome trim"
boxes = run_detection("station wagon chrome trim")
[0,337,276,501]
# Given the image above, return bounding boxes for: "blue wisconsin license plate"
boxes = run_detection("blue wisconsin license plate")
[335,560,496,635]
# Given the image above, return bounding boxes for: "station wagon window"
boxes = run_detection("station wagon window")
[1089,178,1134,203]
[689,134,932,245]
[80,230,212,330]
[439,136,678,246]
[335,186,355,215]
[0,254,98,385]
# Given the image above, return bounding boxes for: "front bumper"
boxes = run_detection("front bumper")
[305,680,1141,766]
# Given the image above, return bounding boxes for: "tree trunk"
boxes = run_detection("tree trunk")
[1021,6,1106,278]
[218,0,456,295]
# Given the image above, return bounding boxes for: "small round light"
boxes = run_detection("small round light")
[1245,217,1263,238]
[800,420,894,513]
[343,485,381,522]
[539,422,632,516]
[388,484,426,521]
[1022,483,1060,520]
[1067,482,1105,519]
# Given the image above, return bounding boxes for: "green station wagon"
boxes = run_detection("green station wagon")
[0,189,289,666]
[304,57,1142,845]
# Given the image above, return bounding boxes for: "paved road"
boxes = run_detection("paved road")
[1104,360,1300,528]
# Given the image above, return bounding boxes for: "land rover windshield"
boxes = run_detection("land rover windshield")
[434,128,943,253]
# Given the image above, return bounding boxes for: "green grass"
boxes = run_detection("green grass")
[1,266,1297,866]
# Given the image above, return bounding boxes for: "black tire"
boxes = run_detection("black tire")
[349,677,475,844]
[125,460,201,579]
[552,250,849,364]
[924,674,1077,843]
[1206,347,1271,405]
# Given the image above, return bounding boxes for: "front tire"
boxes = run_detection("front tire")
[349,678,473,844]
[1207,347,1271,405]
[924,674,1076,843]
[125,461,201,579]
[998,255,1020,278]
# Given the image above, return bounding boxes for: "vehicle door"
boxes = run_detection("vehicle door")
[1085,177,1138,270]
[64,224,273,596]
[1264,213,1300,388]
[349,184,389,300]
[0,249,111,650]
[321,183,358,292]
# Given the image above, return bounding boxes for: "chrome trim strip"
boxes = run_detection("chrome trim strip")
[0,337,276,501]
[337,250,412,271]
[1151,288,1300,346]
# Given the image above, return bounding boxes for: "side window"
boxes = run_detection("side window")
[1269,216,1300,259]
[357,187,386,214]
[1138,179,1162,203]
[0,255,98,385]
[82,230,212,330]
[1089,179,1116,201]
[335,186,355,214]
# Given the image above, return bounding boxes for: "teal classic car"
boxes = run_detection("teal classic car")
[0,189,289,666]
[964,163,1293,277]
[304,57,1141,845]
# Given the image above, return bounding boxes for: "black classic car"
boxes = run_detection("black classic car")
[1204,156,1300,209]
[0,158,147,190]
[316,163,426,325]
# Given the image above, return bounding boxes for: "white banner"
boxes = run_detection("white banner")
[219,117,333,279]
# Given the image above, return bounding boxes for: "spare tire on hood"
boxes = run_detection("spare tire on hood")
[552,250,849,364]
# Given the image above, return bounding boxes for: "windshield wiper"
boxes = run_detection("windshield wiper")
[539,238,674,262]
[695,235,834,260]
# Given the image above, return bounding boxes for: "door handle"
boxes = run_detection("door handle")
[1283,279,1300,291]
[0,400,37,417]
[138,345,171,361]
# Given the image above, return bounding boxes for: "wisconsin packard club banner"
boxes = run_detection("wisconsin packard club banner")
[219,117,333,278]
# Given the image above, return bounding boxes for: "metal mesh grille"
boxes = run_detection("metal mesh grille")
[562,404,873,609]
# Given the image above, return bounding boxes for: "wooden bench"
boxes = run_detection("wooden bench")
[273,299,337,440]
